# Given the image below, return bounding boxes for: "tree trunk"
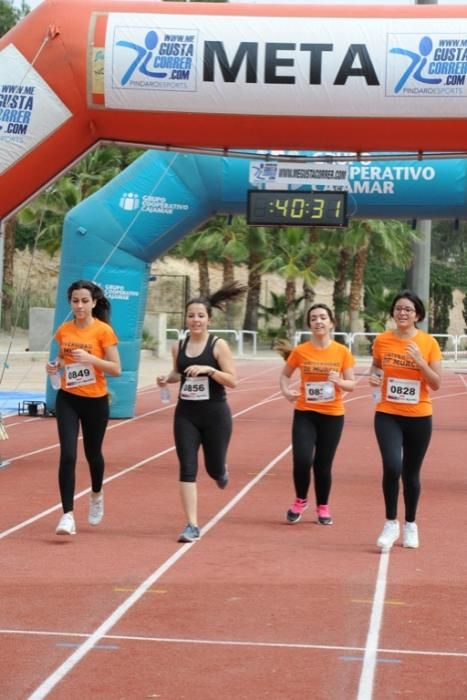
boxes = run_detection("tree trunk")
[333,246,351,332]
[197,252,210,297]
[2,217,16,332]
[243,250,262,331]
[302,280,315,327]
[302,229,319,325]
[285,278,296,343]
[222,254,235,328]
[348,241,369,334]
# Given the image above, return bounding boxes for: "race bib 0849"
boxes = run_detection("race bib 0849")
[65,362,96,388]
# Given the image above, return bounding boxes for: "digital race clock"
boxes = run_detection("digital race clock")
[247,190,348,227]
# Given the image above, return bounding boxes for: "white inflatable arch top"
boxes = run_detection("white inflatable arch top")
[1,1,467,219]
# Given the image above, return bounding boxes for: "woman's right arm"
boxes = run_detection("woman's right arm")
[368,362,383,387]
[156,343,181,386]
[280,363,300,402]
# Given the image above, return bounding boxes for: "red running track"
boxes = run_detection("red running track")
[0,360,466,700]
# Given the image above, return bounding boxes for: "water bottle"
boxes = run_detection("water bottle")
[49,361,62,390]
[372,370,383,402]
[160,385,171,404]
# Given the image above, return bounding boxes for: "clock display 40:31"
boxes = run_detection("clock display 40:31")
[247,190,348,227]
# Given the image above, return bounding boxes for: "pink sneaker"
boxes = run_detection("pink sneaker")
[316,504,333,525]
[286,497,309,523]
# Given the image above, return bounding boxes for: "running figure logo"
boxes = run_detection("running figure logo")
[117,30,167,86]
[390,36,442,94]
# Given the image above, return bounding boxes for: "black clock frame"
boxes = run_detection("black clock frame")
[247,190,348,227]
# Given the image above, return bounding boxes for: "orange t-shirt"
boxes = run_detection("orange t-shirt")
[55,318,118,398]
[372,330,442,417]
[286,340,355,416]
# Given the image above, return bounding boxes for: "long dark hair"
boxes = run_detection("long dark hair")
[185,281,248,319]
[390,289,426,324]
[67,280,111,323]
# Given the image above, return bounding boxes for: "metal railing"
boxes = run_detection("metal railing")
[165,329,467,361]
[166,328,258,356]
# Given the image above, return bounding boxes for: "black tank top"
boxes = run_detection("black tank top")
[177,334,226,402]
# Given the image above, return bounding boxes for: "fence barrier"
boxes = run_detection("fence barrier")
[165,329,467,361]
[166,329,256,357]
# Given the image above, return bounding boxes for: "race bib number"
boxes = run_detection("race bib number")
[65,362,96,388]
[304,381,335,403]
[180,376,210,401]
[386,377,420,404]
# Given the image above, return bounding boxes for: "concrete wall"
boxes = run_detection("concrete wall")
[28,307,54,352]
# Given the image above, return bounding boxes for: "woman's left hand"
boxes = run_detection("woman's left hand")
[71,348,91,363]
[406,341,423,366]
[185,364,212,377]
[327,370,341,386]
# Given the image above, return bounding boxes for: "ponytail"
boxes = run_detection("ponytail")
[274,338,293,361]
[186,281,248,318]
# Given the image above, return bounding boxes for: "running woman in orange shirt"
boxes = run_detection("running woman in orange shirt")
[278,304,355,526]
[46,280,121,536]
[369,290,442,549]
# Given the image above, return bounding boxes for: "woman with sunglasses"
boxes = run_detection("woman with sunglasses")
[369,290,442,549]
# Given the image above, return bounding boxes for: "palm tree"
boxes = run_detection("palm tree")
[242,225,268,332]
[1,217,15,331]
[17,146,125,255]
[202,215,248,326]
[259,227,316,342]
[327,220,417,333]
[332,244,352,332]
[17,179,82,255]
[173,230,213,297]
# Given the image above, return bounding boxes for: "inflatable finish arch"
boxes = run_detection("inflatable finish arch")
[2,1,467,220]
[47,150,467,417]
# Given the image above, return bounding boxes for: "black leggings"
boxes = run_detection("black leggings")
[374,412,432,522]
[55,390,109,513]
[292,409,344,505]
[174,401,232,483]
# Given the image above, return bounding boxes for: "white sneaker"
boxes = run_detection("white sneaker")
[88,493,104,526]
[403,522,419,548]
[376,520,400,549]
[56,512,76,536]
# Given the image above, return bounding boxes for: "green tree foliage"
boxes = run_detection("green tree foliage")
[0,0,26,36]
[430,261,456,342]
[258,226,316,342]
[0,0,21,36]
[429,220,467,337]
[17,146,127,254]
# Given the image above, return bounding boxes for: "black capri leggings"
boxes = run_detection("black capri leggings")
[174,400,232,483]
[292,409,344,505]
[374,411,432,523]
[55,390,109,513]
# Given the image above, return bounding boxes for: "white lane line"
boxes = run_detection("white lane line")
[0,446,175,540]
[0,390,285,540]
[3,628,467,658]
[356,549,391,700]
[26,445,291,700]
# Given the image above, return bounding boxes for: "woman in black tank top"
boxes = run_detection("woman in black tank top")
[156,282,247,543]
